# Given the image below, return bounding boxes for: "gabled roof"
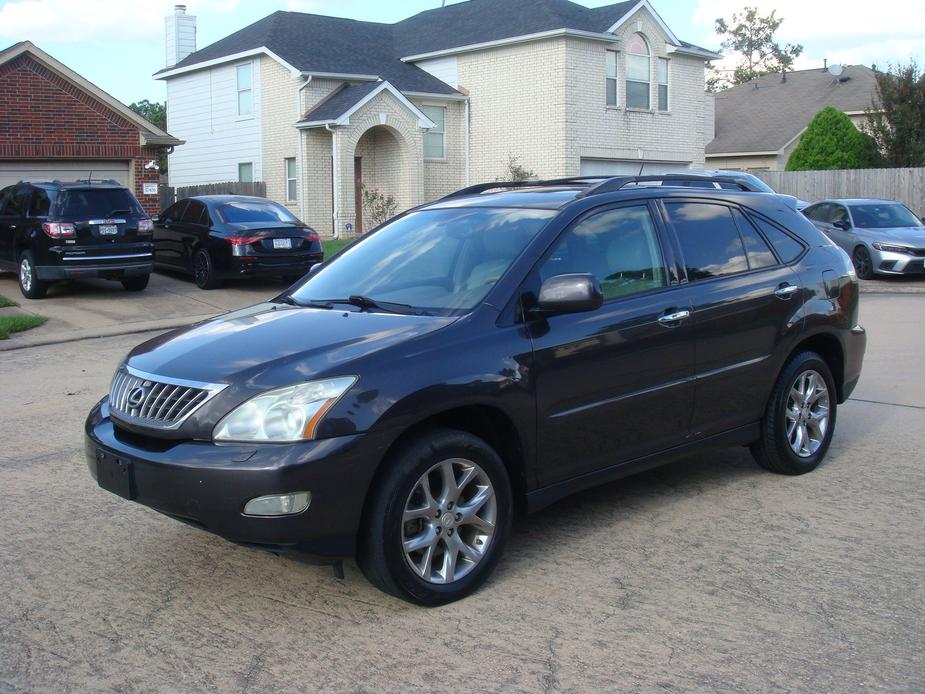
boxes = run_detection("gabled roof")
[155,0,718,91]
[707,65,880,156]
[296,81,436,129]
[1,41,183,147]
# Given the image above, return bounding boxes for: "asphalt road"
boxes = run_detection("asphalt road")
[1,294,923,692]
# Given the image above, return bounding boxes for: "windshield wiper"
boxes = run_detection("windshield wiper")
[313,295,418,314]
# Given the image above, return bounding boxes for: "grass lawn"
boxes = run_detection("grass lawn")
[0,294,17,308]
[0,314,48,339]
[322,238,352,257]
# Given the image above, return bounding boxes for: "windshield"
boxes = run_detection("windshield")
[290,207,555,314]
[218,200,301,225]
[58,189,144,218]
[850,203,923,229]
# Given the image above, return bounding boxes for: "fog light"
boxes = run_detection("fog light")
[243,492,311,516]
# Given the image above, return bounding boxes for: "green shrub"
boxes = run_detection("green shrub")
[787,106,881,171]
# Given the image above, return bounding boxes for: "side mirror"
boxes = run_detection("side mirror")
[151,214,161,223]
[833,219,851,231]
[532,273,603,317]
[308,262,323,276]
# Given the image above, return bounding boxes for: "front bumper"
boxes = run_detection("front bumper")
[871,249,925,275]
[84,399,380,556]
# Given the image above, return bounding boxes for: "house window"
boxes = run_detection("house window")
[238,162,253,183]
[626,33,650,110]
[657,58,669,111]
[606,50,618,107]
[236,63,253,117]
[285,158,297,202]
[422,105,446,160]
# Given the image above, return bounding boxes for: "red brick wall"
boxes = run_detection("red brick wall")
[0,53,164,214]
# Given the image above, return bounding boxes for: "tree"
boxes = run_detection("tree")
[709,6,803,91]
[496,154,535,182]
[866,61,925,168]
[361,186,398,230]
[786,107,880,171]
[129,100,169,174]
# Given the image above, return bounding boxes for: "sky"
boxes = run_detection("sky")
[1,0,923,107]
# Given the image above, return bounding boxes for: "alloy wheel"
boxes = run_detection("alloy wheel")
[401,458,497,585]
[785,369,830,458]
[853,247,872,279]
[19,257,33,292]
[194,251,210,287]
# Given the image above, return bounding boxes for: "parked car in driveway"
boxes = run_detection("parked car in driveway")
[803,199,925,279]
[86,175,865,605]
[655,169,810,210]
[154,196,323,289]
[0,179,154,299]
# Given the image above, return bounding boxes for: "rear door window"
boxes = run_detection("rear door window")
[58,188,143,219]
[664,202,748,281]
[732,209,776,269]
[181,200,208,225]
[748,215,805,264]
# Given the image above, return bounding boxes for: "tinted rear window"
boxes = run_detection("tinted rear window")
[665,202,748,280]
[58,189,144,218]
[217,201,300,225]
[748,215,805,263]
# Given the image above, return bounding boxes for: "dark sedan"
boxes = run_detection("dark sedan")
[154,195,323,289]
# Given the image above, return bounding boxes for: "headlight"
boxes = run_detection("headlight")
[872,242,913,254]
[213,376,356,442]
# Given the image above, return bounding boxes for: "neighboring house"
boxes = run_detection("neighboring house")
[156,0,720,236]
[0,41,183,214]
[706,65,880,172]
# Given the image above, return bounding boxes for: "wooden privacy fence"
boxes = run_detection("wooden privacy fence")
[754,168,925,216]
[158,181,267,211]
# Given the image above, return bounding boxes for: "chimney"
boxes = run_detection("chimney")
[165,5,196,68]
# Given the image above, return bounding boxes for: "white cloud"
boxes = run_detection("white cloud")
[691,0,925,73]
[0,0,241,43]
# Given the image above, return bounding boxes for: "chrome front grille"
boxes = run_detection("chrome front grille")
[108,366,226,430]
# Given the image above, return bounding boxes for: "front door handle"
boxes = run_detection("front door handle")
[658,309,691,326]
[774,284,800,299]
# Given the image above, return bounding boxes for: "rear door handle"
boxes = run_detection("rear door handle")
[774,284,800,299]
[658,309,691,325]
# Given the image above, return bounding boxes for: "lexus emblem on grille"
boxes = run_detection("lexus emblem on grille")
[127,386,149,409]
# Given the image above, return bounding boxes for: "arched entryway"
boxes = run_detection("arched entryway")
[351,124,412,233]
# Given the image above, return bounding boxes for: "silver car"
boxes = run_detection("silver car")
[803,199,925,279]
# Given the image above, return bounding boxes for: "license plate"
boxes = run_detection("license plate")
[272,238,292,250]
[96,450,135,499]
[99,225,118,236]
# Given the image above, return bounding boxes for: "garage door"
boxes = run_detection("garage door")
[579,159,690,176]
[0,160,131,188]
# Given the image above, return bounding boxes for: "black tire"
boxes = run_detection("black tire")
[18,251,48,300]
[750,351,837,475]
[193,248,222,290]
[852,245,874,280]
[357,427,513,606]
[121,274,150,292]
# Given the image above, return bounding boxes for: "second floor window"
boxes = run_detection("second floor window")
[606,50,618,107]
[238,162,253,183]
[285,158,297,202]
[657,58,669,111]
[422,105,446,159]
[626,33,650,110]
[236,63,253,117]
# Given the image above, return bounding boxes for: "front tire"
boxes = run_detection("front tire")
[751,352,837,475]
[852,245,874,280]
[193,248,222,290]
[121,274,149,292]
[357,428,512,606]
[18,251,48,299]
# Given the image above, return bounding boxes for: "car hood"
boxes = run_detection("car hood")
[124,302,457,384]
[860,227,925,245]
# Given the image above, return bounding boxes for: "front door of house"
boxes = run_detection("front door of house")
[354,157,363,234]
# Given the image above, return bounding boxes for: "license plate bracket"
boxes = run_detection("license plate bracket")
[96,450,135,499]
[272,238,292,250]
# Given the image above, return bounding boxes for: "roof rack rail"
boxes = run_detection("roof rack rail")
[577,174,750,197]
[439,176,609,201]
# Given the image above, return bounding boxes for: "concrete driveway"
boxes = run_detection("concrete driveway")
[0,269,290,349]
[0,294,922,691]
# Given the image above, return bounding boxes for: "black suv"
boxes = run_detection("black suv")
[85,176,866,605]
[0,180,154,299]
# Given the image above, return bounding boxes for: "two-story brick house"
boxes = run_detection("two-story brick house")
[158,0,719,235]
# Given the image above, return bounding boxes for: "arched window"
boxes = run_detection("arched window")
[626,33,650,109]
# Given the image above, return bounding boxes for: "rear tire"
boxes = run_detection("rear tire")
[750,352,837,475]
[193,248,222,290]
[18,251,48,300]
[852,245,874,280]
[121,274,149,292]
[357,428,512,605]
